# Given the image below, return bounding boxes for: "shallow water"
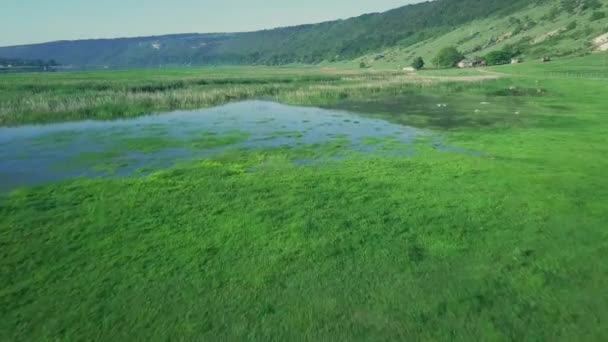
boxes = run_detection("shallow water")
[0,100,478,192]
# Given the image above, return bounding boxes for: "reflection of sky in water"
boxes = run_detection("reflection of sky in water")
[0,100,479,192]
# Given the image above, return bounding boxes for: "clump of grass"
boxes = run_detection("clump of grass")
[188,130,250,150]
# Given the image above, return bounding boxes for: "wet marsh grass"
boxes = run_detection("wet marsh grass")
[0,66,362,125]
[2,56,608,340]
[2,139,607,340]
[0,66,502,126]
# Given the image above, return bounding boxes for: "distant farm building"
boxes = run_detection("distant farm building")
[458,60,475,68]
[402,67,416,72]
[458,58,487,68]
[541,56,552,62]
[511,58,522,64]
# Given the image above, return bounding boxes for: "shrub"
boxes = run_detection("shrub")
[586,0,603,11]
[591,11,606,21]
[512,25,523,36]
[432,47,464,68]
[508,17,521,25]
[411,57,425,70]
[485,50,513,65]
[471,45,483,53]
[563,0,603,13]
[545,6,561,21]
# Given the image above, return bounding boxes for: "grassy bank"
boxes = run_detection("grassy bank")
[0,64,504,126]
[1,54,608,340]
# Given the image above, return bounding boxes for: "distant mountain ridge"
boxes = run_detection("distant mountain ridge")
[1,0,606,68]
[0,33,235,68]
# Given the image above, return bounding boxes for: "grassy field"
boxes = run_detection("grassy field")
[0,64,506,126]
[1,54,608,340]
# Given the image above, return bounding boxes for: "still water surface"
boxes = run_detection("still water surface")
[0,100,478,192]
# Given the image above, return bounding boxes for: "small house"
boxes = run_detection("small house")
[458,59,474,68]
[458,58,486,68]
[541,56,552,62]
[511,58,522,64]
[402,67,416,72]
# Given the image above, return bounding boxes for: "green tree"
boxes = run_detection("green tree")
[432,47,464,68]
[359,61,367,69]
[485,50,513,66]
[411,57,425,70]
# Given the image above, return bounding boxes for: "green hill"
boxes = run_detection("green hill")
[353,0,608,69]
[0,0,607,68]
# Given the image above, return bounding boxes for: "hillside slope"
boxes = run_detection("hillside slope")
[0,0,535,67]
[354,0,608,69]
[0,0,606,68]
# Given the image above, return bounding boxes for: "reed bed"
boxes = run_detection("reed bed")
[0,68,496,125]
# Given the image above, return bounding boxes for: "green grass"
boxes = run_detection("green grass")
[0,65,368,125]
[46,129,252,176]
[188,130,251,150]
[0,64,503,126]
[2,55,608,340]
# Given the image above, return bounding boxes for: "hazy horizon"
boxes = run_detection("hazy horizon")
[0,0,422,47]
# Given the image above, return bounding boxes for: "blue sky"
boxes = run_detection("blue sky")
[0,0,421,46]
